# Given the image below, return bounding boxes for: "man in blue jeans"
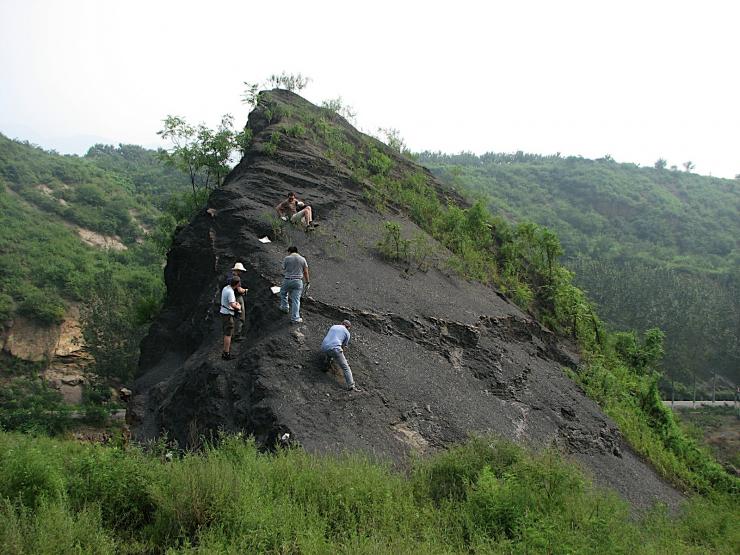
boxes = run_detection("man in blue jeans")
[321,320,357,391]
[279,246,309,323]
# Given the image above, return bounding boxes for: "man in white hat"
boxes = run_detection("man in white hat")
[227,262,248,339]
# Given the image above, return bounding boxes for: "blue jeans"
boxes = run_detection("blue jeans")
[279,278,303,321]
[325,347,354,387]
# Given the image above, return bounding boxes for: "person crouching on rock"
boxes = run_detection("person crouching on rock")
[279,246,309,324]
[227,262,248,340]
[275,191,317,231]
[321,320,358,391]
[220,276,242,360]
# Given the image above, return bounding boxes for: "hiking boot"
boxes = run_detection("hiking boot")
[291,318,303,324]
[221,352,232,360]
[347,383,360,392]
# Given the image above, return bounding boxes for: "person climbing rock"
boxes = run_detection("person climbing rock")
[279,246,309,323]
[275,191,318,230]
[226,262,248,339]
[220,276,242,360]
[321,320,357,391]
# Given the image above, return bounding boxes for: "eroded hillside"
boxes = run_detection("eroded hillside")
[130,90,683,509]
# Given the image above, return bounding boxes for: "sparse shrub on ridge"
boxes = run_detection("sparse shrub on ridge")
[377,221,410,263]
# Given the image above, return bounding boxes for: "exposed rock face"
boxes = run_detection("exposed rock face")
[2,304,92,402]
[131,90,682,510]
[2,315,62,362]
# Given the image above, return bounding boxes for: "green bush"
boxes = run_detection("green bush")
[377,221,410,262]
[412,437,523,503]
[0,444,65,508]
[65,446,158,531]
[17,287,65,325]
[367,146,393,176]
[0,377,69,435]
[284,123,306,138]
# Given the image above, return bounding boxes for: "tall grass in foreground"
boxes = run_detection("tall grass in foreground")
[0,432,737,554]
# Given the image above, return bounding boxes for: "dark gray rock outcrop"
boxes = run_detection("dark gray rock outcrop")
[130,90,683,510]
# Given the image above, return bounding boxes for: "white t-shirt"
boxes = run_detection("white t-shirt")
[220,285,236,315]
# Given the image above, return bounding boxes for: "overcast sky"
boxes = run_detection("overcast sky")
[1,0,738,178]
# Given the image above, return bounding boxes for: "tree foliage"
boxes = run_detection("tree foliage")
[418,150,739,385]
[0,133,180,362]
[79,270,160,382]
[157,114,250,203]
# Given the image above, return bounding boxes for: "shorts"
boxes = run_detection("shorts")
[222,313,235,336]
[291,208,309,223]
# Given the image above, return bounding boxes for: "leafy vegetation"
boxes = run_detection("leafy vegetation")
[417,151,739,387]
[0,432,737,554]
[157,114,251,204]
[0,134,191,390]
[0,377,70,435]
[84,143,194,207]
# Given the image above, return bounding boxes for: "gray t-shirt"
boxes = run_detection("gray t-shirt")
[283,253,308,280]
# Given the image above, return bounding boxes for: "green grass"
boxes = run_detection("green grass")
[0,431,737,554]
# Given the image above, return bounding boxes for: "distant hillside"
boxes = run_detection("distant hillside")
[418,152,739,387]
[0,134,188,379]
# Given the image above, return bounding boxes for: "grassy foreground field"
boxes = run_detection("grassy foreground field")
[0,432,737,554]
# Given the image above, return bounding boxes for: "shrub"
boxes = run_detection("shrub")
[284,123,306,138]
[17,287,65,325]
[377,221,410,263]
[0,377,69,435]
[367,146,393,176]
[66,445,159,531]
[412,437,523,503]
[0,444,65,508]
[263,132,279,156]
[148,450,244,544]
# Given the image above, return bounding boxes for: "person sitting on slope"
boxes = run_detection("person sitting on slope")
[276,191,317,230]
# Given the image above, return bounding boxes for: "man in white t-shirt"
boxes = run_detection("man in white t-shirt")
[220,276,242,360]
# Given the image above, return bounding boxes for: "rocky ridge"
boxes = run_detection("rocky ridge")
[130,90,683,510]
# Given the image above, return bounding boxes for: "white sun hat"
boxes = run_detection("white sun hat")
[232,262,247,271]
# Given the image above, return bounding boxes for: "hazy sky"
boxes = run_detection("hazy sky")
[1,0,738,178]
